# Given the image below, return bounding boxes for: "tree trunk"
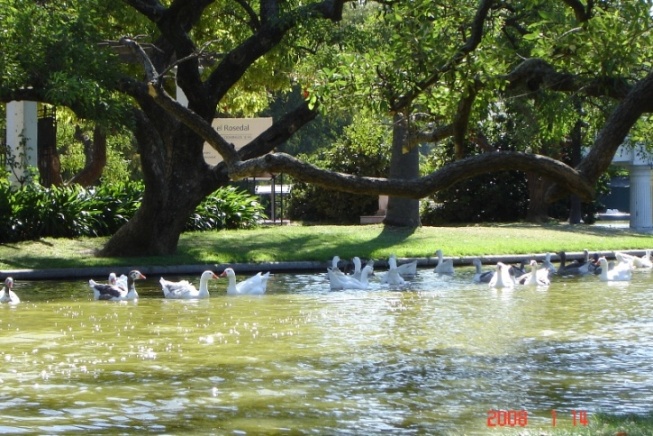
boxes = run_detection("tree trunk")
[567,112,583,224]
[99,109,226,256]
[525,172,550,222]
[99,179,206,256]
[68,125,107,187]
[384,111,421,228]
[37,115,63,187]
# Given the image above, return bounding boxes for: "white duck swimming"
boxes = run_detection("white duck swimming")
[221,268,270,295]
[489,262,516,289]
[380,260,408,287]
[598,257,632,282]
[517,260,550,287]
[542,253,557,275]
[89,270,146,301]
[633,249,653,269]
[349,257,363,280]
[472,258,493,283]
[434,249,454,274]
[389,254,417,277]
[0,277,20,304]
[330,264,374,290]
[160,270,218,299]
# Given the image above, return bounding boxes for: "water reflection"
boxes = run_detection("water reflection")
[1,267,653,434]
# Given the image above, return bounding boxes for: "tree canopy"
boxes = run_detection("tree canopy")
[1,0,652,255]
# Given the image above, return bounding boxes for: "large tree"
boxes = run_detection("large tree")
[1,0,651,256]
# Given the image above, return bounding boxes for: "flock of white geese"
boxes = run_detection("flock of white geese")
[327,249,653,290]
[0,267,271,305]
[2,249,651,304]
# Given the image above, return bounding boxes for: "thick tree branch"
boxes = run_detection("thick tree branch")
[547,69,653,201]
[229,151,594,201]
[68,126,107,186]
[505,58,634,101]
[205,0,350,103]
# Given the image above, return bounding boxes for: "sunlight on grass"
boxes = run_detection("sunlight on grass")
[1,223,652,270]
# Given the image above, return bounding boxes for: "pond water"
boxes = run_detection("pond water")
[1,266,653,435]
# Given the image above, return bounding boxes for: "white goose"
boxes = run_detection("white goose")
[542,253,557,275]
[381,255,416,284]
[390,254,417,277]
[472,258,493,283]
[350,257,363,280]
[0,277,20,304]
[633,250,653,269]
[221,268,270,295]
[380,259,408,287]
[598,257,632,282]
[517,260,550,287]
[160,270,218,299]
[330,264,374,290]
[489,262,516,289]
[89,270,146,301]
[434,249,455,274]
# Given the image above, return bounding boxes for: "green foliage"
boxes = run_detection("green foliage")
[287,114,391,223]
[0,181,265,242]
[89,181,145,235]
[6,183,101,240]
[186,186,266,231]
[422,171,529,225]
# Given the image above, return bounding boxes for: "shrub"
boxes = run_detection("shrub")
[186,186,266,231]
[0,180,266,243]
[421,171,529,225]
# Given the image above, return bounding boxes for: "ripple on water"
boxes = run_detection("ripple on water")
[2,268,653,434]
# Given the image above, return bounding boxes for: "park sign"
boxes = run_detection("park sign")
[203,117,273,165]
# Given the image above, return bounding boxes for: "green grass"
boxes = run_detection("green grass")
[1,222,652,270]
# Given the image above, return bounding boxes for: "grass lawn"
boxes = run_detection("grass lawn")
[1,222,652,270]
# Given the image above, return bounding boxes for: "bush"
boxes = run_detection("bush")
[421,171,529,225]
[0,180,266,242]
[186,186,266,231]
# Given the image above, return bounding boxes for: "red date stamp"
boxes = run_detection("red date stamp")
[487,409,589,427]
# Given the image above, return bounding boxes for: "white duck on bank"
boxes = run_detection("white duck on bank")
[489,262,516,289]
[160,270,218,299]
[517,260,551,287]
[328,264,375,290]
[472,258,493,283]
[434,249,455,274]
[598,257,632,282]
[0,277,20,304]
[89,270,146,301]
[221,268,270,295]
